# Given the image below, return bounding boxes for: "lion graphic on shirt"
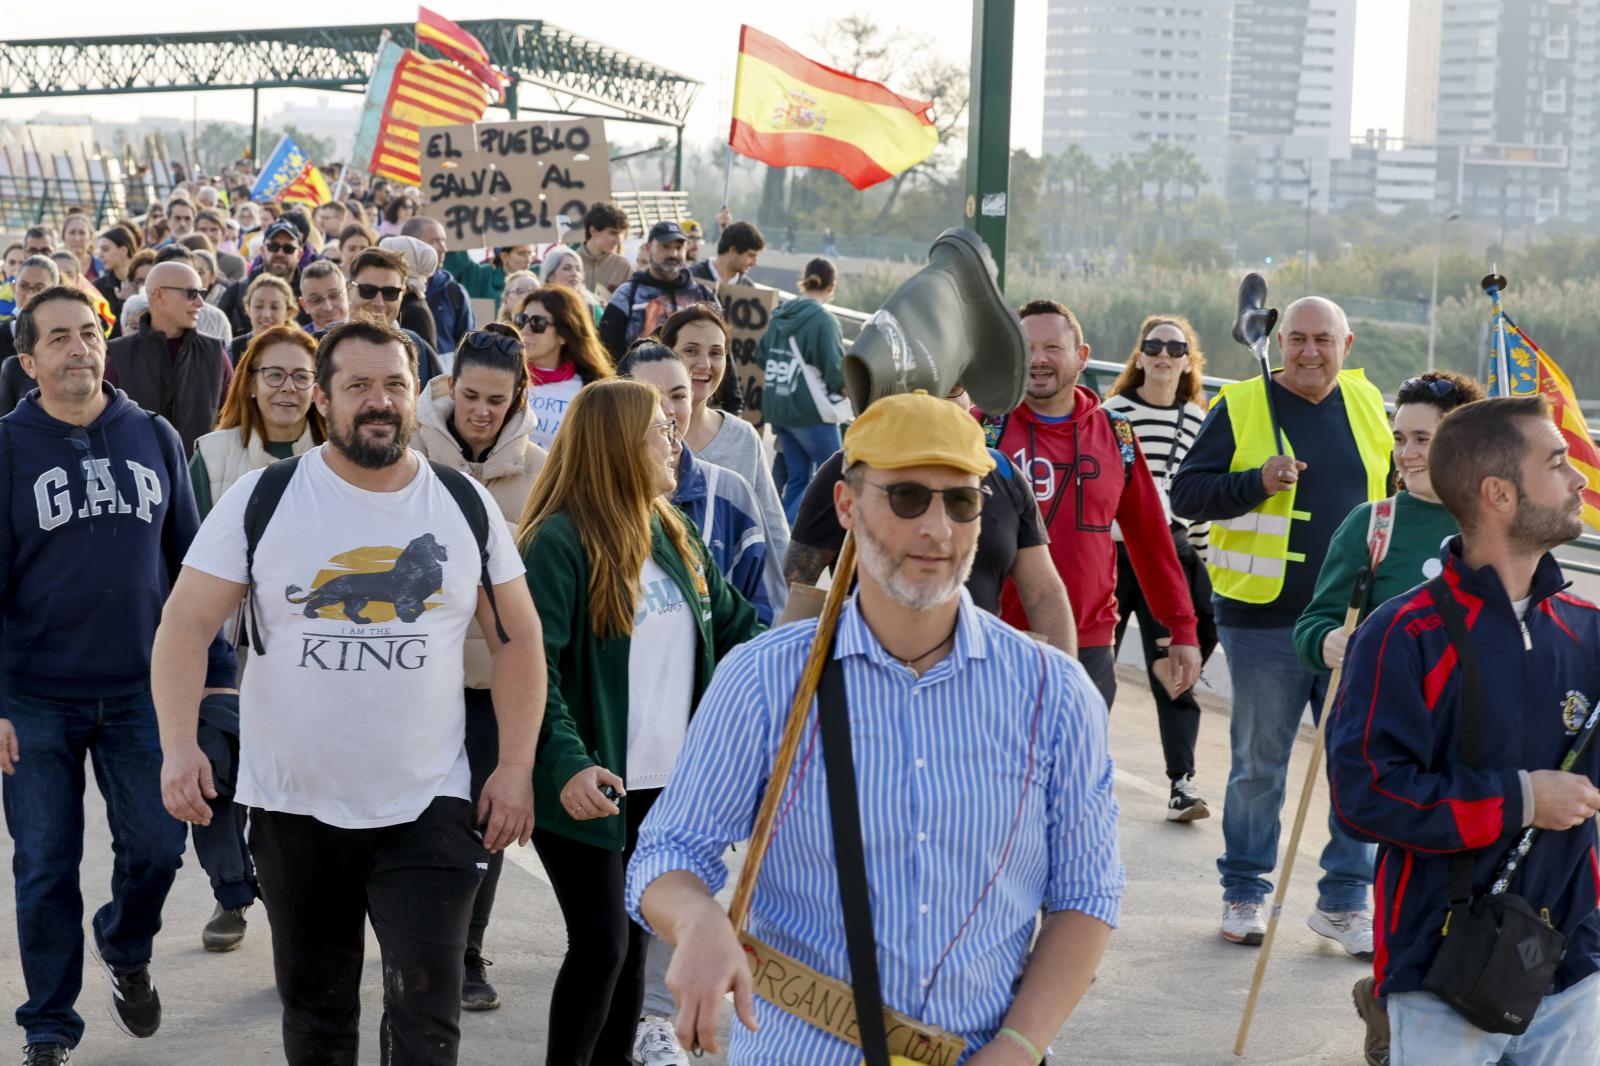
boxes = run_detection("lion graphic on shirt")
[285,533,448,625]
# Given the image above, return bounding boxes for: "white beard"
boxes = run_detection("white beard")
[853,516,976,612]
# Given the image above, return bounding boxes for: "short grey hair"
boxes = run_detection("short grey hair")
[300,258,345,284]
[18,255,59,282]
[1281,296,1351,340]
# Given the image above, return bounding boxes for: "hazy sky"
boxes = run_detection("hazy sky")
[4,0,1410,153]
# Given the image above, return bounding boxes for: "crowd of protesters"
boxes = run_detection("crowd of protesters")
[0,171,1597,1066]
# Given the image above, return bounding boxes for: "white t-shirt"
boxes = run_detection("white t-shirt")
[527,377,585,451]
[624,557,697,790]
[183,446,525,829]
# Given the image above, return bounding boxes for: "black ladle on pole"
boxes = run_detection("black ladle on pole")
[1233,272,1287,455]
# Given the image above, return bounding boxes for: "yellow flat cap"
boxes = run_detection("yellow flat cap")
[842,391,996,477]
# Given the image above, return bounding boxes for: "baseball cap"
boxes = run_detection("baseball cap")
[842,391,995,477]
[648,220,688,244]
[681,218,704,237]
[264,220,301,245]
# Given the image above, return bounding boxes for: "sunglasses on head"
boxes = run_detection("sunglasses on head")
[265,242,299,255]
[513,311,552,333]
[459,331,524,359]
[1400,377,1459,401]
[158,285,206,303]
[353,283,403,302]
[865,480,990,523]
[1140,339,1189,358]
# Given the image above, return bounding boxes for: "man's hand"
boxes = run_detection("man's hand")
[0,719,19,775]
[1260,455,1308,497]
[161,741,216,825]
[667,908,759,1054]
[1530,770,1600,831]
[1322,627,1350,670]
[716,207,733,229]
[560,765,625,821]
[477,763,535,852]
[1166,644,1202,694]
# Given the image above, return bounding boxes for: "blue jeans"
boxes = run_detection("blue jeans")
[772,422,842,524]
[1,689,186,1048]
[1389,972,1600,1065]
[1215,622,1374,912]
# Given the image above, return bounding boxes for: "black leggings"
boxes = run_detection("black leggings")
[532,788,660,1066]
[463,687,504,957]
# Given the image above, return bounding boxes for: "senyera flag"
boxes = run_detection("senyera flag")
[730,25,938,190]
[416,6,510,94]
[1484,275,1600,531]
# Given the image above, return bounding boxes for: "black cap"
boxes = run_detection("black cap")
[648,220,688,244]
[264,220,301,245]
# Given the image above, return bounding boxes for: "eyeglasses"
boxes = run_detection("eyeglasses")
[265,242,300,255]
[1140,339,1189,358]
[353,283,403,302]
[158,285,206,303]
[301,292,343,308]
[459,331,524,359]
[1399,377,1459,401]
[514,311,552,334]
[255,366,315,390]
[649,419,680,445]
[864,480,990,523]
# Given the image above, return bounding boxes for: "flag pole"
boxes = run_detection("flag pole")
[721,146,733,210]
[1482,268,1511,396]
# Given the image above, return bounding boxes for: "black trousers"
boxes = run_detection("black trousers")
[249,796,485,1066]
[462,687,504,957]
[532,788,660,1066]
[1113,530,1219,781]
[1077,646,1118,710]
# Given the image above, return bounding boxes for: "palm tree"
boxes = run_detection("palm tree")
[1138,141,1188,244]
[1105,157,1140,245]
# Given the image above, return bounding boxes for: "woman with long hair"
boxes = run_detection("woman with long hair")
[411,324,547,1014]
[515,284,615,450]
[93,225,139,335]
[517,378,759,1066]
[1104,313,1219,821]
[231,274,296,364]
[62,213,100,281]
[338,222,375,265]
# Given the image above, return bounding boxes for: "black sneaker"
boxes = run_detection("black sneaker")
[202,903,249,953]
[1167,777,1211,822]
[22,1045,69,1066]
[90,945,160,1038]
[461,952,500,1011]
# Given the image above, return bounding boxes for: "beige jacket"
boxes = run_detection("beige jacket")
[412,374,548,688]
[575,242,632,298]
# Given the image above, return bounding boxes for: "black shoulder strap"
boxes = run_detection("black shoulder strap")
[242,454,303,655]
[817,654,891,1066]
[429,461,510,644]
[1427,575,1485,905]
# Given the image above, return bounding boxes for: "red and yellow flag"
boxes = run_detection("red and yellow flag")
[729,25,939,190]
[416,7,509,93]
[369,46,493,186]
[281,160,332,208]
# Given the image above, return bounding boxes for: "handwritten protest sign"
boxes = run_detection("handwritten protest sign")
[419,119,611,251]
[718,282,780,426]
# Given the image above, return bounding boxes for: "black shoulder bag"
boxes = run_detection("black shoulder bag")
[1421,576,1566,1035]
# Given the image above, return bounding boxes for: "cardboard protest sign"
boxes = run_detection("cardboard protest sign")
[718,282,780,426]
[419,119,611,252]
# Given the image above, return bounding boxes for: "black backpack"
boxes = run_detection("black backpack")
[240,455,509,655]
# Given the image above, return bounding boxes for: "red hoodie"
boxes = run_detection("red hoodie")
[983,386,1198,649]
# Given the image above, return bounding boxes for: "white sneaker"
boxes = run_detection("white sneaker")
[1221,900,1267,945]
[632,1016,688,1066]
[1308,908,1375,960]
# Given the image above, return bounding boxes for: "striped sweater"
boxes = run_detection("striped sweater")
[1102,390,1209,554]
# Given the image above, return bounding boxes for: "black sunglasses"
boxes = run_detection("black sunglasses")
[158,285,206,303]
[513,311,552,334]
[1399,377,1458,401]
[459,331,524,359]
[865,480,990,523]
[265,242,300,255]
[1140,339,1189,358]
[353,283,403,302]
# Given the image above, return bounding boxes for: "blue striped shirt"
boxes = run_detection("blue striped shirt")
[625,589,1124,1064]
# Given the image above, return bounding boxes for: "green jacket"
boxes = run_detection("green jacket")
[758,297,845,428]
[442,250,507,309]
[525,509,762,850]
[1293,491,1460,674]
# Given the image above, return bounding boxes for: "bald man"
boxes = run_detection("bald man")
[105,261,235,452]
[1171,296,1392,956]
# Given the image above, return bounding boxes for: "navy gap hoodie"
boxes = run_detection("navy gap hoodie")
[0,383,235,696]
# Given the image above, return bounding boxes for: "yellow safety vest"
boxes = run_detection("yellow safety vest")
[1207,368,1391,604]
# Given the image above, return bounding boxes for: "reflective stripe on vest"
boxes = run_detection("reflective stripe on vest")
[1207,368,1391,604]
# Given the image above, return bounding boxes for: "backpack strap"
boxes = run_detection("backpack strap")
[1365,496,1399,573]
[429,461,510,644]
[978,412,1009,451]
[1103,407,1137,477]
[242,455,303,655]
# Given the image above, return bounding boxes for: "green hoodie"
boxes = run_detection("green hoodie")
[758,296,845,428]
[442,250,507,308]
[525,509,762,851]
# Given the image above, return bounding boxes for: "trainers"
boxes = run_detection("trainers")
[1352,976,1390,1066]
[461,952,500,1011]
[1221,901,1267,945]
[632,1015,688,1066]
[89,944,160,1039]
[1309,908,1375,959]
[22,1045,69,1066]
[1166,777,1210,822]
[201,903,249,953]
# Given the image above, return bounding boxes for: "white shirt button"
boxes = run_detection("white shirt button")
[917,831,928,842]
[919,903,930,915]
[915,758,926,769]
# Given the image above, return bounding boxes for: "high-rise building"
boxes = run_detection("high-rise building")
[1404,0,1443,143]
[1041,0,1234,181]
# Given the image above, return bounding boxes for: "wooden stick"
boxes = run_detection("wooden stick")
[728,533,857,931]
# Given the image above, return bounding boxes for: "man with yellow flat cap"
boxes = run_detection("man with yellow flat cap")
[626,392,1124,1064]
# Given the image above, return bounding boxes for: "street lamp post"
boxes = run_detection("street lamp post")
[1427,208,1462,371]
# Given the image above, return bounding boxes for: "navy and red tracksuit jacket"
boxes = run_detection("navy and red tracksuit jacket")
[1327,540,1600,998]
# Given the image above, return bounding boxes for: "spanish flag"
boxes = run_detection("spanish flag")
[729,25,939,190]
[416,7,509,94]
[350,38,492,187]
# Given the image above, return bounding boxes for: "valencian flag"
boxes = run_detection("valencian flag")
[729,25,939,190]
[281,158,332,208]
[1484,273,1600,530]
[351,38,493,187]
[250,135,325,203]
[416,6,510,94]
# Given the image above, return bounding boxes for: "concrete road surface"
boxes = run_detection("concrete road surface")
[0,664,1374,1065]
